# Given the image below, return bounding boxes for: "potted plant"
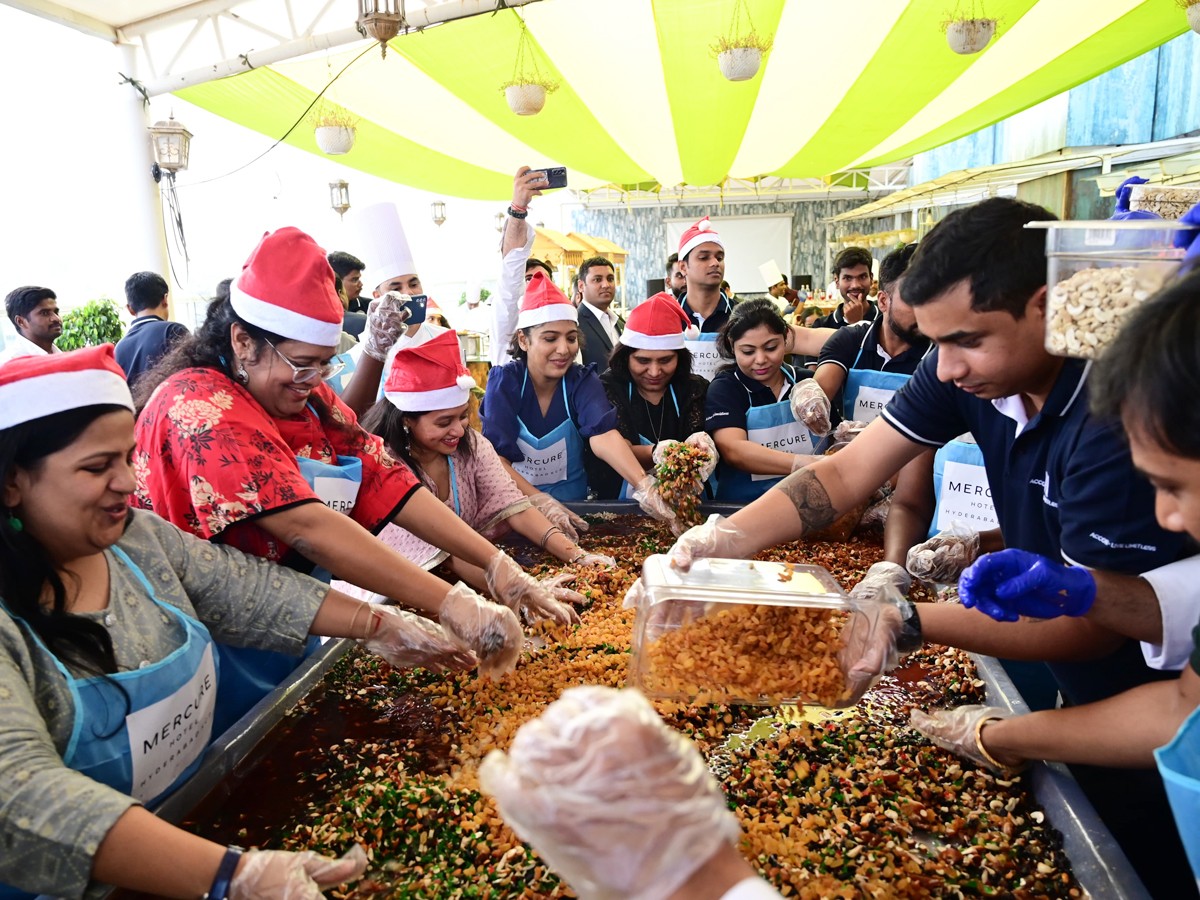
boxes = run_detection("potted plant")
[56,298,124,351]
[943,16,996,54]
[711,0,774,82]
[310,104,358,155]
[1180,0,1200,35]
[501,18,560,116]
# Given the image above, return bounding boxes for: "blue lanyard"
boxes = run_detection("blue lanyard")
[627,381,680,417]
[520,367,573,422]
[446,455,462,517]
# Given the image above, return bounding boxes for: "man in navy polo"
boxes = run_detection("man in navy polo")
[670,197,1199,896]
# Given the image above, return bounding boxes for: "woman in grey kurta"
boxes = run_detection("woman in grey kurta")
[0,345,487,900]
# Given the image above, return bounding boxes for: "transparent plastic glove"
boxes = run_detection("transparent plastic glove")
[486,551,580,626]
[529,492,588,542]
[666,514,744,572]
[230,845,367,900]
[1173,201,1200,270]
[576,552,616,567]
[909,705,1025,775]
[1113,175,1149,214]
[683,432,720,482]
[622,577,647,610]
[959,548,1096,622]
[790,453,815,473]
[837,574,921,705]
[788,378,831,436]
[362,293,412,362]
[849,561,911,603]
[632,475,676,527]
[833,420,869,443]
[438,581,523,677]
[361,604,477,673]
[650,439,683,468]
[478,686,742,900]
[906,525,981,584]
[541,571,587,608]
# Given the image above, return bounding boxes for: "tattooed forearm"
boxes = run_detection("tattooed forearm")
[772,468,837,535]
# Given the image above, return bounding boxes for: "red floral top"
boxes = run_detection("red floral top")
[133,367,420,565]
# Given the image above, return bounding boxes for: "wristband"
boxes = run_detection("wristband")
[509,201,528,212]
[204,846,243,900]
[974,717,1024,774]
[895,601,923,654]
[507,205,528,219]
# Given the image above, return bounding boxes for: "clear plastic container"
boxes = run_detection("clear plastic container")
[1129,184,1200,220]
[629,554,850,707]
[1026,220,1185,358]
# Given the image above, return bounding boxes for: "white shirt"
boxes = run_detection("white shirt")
[0,333,60,366]
[579,299,621,346]
[1140,555,1200,670]
[460,302,493,335]
[491,221,536,367]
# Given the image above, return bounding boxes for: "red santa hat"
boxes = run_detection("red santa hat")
[678,216,724,260]
[0,344,133,430]
[231,227,344,347]
[517,270,577,329]
[384,330,477,411]
[620,292,699,350]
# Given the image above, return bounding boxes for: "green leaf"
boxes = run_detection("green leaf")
[55,297,124,352]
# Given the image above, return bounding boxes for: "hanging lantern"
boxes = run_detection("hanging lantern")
[329,180,351,220]
[148,114,192,181]
[431,201,447,227]
[944,17,996,54]
[358,0,405,58]
[494,211,506,232]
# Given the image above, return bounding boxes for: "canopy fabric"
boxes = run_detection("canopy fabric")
[175,0,1187,200]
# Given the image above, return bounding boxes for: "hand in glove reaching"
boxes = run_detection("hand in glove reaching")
[959,549,1095,622]
[362,292,412,362]
[486,551,580,626]
[229,846,367,900]
[438,581,523,678]
[788,378,831,436]
[528,492,589,542]
[906,527,980,584]
[909,705,1026,774]
[360,604,477,673]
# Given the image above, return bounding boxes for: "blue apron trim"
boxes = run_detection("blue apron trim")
[1155,703,1200,884]
[447,455,462,517]
[323,350,357,396]
[513,369,588,501]
[619,384,680,500]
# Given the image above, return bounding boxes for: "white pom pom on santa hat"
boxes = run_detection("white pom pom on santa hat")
[456,374,477,390]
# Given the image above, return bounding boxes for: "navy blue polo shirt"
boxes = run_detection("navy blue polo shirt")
[817,319,931,419]
[679,291,735,334]
[114,315,190,388]
[882,352,1186,705]
[705,364,813,432]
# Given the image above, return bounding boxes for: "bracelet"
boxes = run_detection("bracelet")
[507,205,529,219]
[348,602,367,641]
[973,717,1022,773]
[894,601,923,655]
[509,201,528,212]
[539,525,563,550]
[203,846,243,900]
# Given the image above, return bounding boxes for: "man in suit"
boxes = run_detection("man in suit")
[576,255,624,373]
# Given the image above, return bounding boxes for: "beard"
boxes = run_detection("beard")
[887,314,922,346]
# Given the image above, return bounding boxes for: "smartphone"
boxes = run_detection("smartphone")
[405,294,429,325]
[532,166,568,190]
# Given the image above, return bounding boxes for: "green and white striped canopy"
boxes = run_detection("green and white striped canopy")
[177,0,1187,200]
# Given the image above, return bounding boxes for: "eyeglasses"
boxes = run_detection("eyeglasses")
[264,339,345,384]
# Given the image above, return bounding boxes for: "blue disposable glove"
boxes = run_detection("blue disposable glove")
[1173,201,1200,272]
[959,548,1096,622]
[1113,175,1148,214]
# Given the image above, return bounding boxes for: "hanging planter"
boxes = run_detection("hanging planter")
[944,17,996,54]
[501,15,559,116]
[711,0,774,83]
[309,104,359,156]
[1180,0,1200,35]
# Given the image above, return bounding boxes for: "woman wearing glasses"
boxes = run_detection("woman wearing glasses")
[132,229,572,728]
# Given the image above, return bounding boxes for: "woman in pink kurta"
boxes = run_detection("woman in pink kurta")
[339,331,614,603]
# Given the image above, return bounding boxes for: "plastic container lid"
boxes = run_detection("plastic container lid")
[630,556,850,707]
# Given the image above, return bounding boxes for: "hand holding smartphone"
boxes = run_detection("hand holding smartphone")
[530,166,568,190]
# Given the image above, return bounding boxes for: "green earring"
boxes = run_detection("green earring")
[6,512,21,533]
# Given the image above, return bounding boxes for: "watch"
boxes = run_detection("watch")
[203,846,244,900]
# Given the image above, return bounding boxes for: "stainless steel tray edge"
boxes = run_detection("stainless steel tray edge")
[973,653,1151,900]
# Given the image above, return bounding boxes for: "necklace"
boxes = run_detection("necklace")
[642,393,667,443]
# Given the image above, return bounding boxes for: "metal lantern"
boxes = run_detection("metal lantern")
[358,0,404,58]
[431,201,447,227]
[329,180,351,220]
[148,114,192,179]
[494,211,506,232]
